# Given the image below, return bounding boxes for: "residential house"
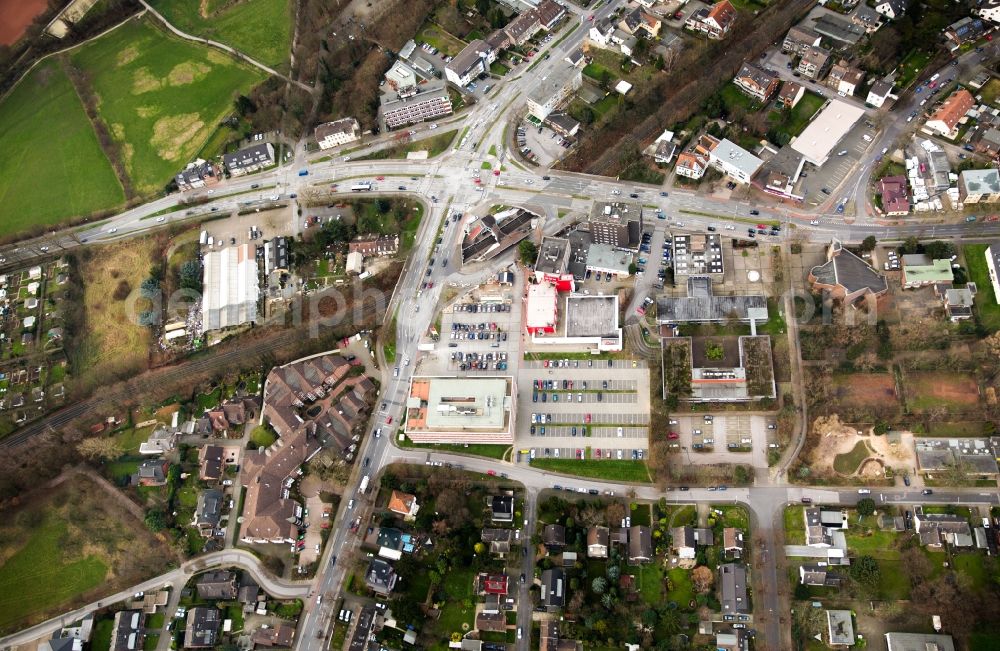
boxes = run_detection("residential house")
[782,25,822,55]
[481,528,514,554]
[884,632,955,651]
[719,563,749,614]
[874,0,907,19]
[981,0,1000,24]
[314,118,360,150]
[136,459,169,487]
[675,150,710,180]
[866,78,894,107]
[685,0,737,39]
[109,610,143,651]
[734,62,780,102]
[826,61,865,96]
[543,524,567,551]
[365,558,398,595]
[349,234,400,257]
[184,608,220,648]
[175,160,219,191]
[199,445,225,482]
[539,621,579,651]
[139,427,178,456]
[852,4,882,32]
[672,526,697,560]
[588,17,616,47]
[540,568,566,611]
[913,509,972,548]
[251,623,296,648]
[196,571,238,600]
[944,286,975,321]
[564,47,585,67]
[900,254,953,288]
[628,525,653,564]
[986,243,1000,300]
[723,527,744,558]
[649,129,677,164]
[797,46,831,81]
[619,8,661,38]
[490,495,514,523]
[223,143,275,176]
[504,9,542,45]
[546,112,580,138]
[960,169,1000,204]
[778,81,805,108]
[387,490,420,521]
[194,489,224,537]
[716,631,748,651]
[445,39,494,87]
[536,0,567,30]
[972,125,1000,158]
[878,176,910,215]
[587,526,610,558]
[804,507,849,547]
[945,17,987,49]
[925,89,975,138]
[799,563,843,586]
[239,426,321,544]
[808,239,888,304]
[827,610,856,647]
[476,573,509,596]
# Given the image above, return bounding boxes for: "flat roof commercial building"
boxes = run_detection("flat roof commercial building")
[529,293,622,351]
[525,282,559,335]
[656,276,767,324]
[201,244,260,334]
[790,99,866,166]
[381,84,453,129]
[404,376,515,444]
[586,243,633,278]
[709,138,763,184]
[588,201,642,249]
[900,254,952,288]
[534,236,575,291]
[673,234,724,276]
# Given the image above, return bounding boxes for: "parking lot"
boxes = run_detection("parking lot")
[430,292,522,376]
[669,414,775,467]
[515,359,651,462]
[516,121,573,168]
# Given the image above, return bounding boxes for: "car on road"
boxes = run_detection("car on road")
[487,469,497,476]
[376,176,385,181]
[385,415,393,424]
[156,216,165,222]
[108,227,118,233]
[750,209,759,215]
[810,220,819,225]
[922,489,933,495]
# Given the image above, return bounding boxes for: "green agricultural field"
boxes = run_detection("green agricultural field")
[148,0,291,68]
[71,18,266,194]
[0,60,124,236]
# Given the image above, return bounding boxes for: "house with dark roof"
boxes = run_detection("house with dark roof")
[799,563,843,586]
[194,489,224,537]
[733,62,779,102]
[183,608,220,648]
[543,524,566,551]
[539,621,579,651]
[490,494,514,522]
[540,568,566,610]
[628,525,653,564]
[223,143,275,176]
[723,527,744,558]
[196,571,238,600]
[878,176,910,215]
[481,528,514,555]
[719,563,749,614]
[808,240,888,304]
[782,25,822,54]
[587,526,610,558]
[109,610,144,651]
[251,623,296,648]
[175,161,219,191]
[685,0,737,38]
[199,445,225,481]
[365,558,398,595]
[797,46,830,81]
[778,81,805,108]
[875,0,907,19]
[136,459,169,487]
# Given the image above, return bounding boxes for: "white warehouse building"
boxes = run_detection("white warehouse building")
[201,244,260,334]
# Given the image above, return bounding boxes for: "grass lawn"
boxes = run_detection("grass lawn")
[250,425,277,449]
[529,459,651,483]
[665,567,694,606]
[720,82,762,113]
[964,244,1000,331]
[0,59,124,236]
[844,515,899,559]
[981,78,1000,106]
[969,632,1000,651]
[758,297,787,336]
[896,49,932,89]
[357,130,458,160]
[712,505,749,530]
[91,618,113,651]
[833,440,870,475]
[403,439,511,460]
[952,552,990,591]
[429,567,476,645]
[875,558,911,600]
[582,61,613,83]
[490,61,510,76]
[416,25,466,57]
[71,17,266,194]
[783,506,805,545]
[147,0,291,67]
[771,90,825,139]
[0,516,107,631]
[928,421,989,437]
[634,563,665,603]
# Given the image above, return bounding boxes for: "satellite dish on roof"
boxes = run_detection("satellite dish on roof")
[748,270,761,282]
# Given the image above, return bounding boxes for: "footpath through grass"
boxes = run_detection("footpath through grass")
[529,458,651,483]
[148,0,292,67]
[0,59,124,235]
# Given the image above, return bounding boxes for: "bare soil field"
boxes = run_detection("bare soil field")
[905,372,979,410]
[832,373,898,408]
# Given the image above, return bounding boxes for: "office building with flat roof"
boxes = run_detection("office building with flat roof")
[404,376,514,444]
